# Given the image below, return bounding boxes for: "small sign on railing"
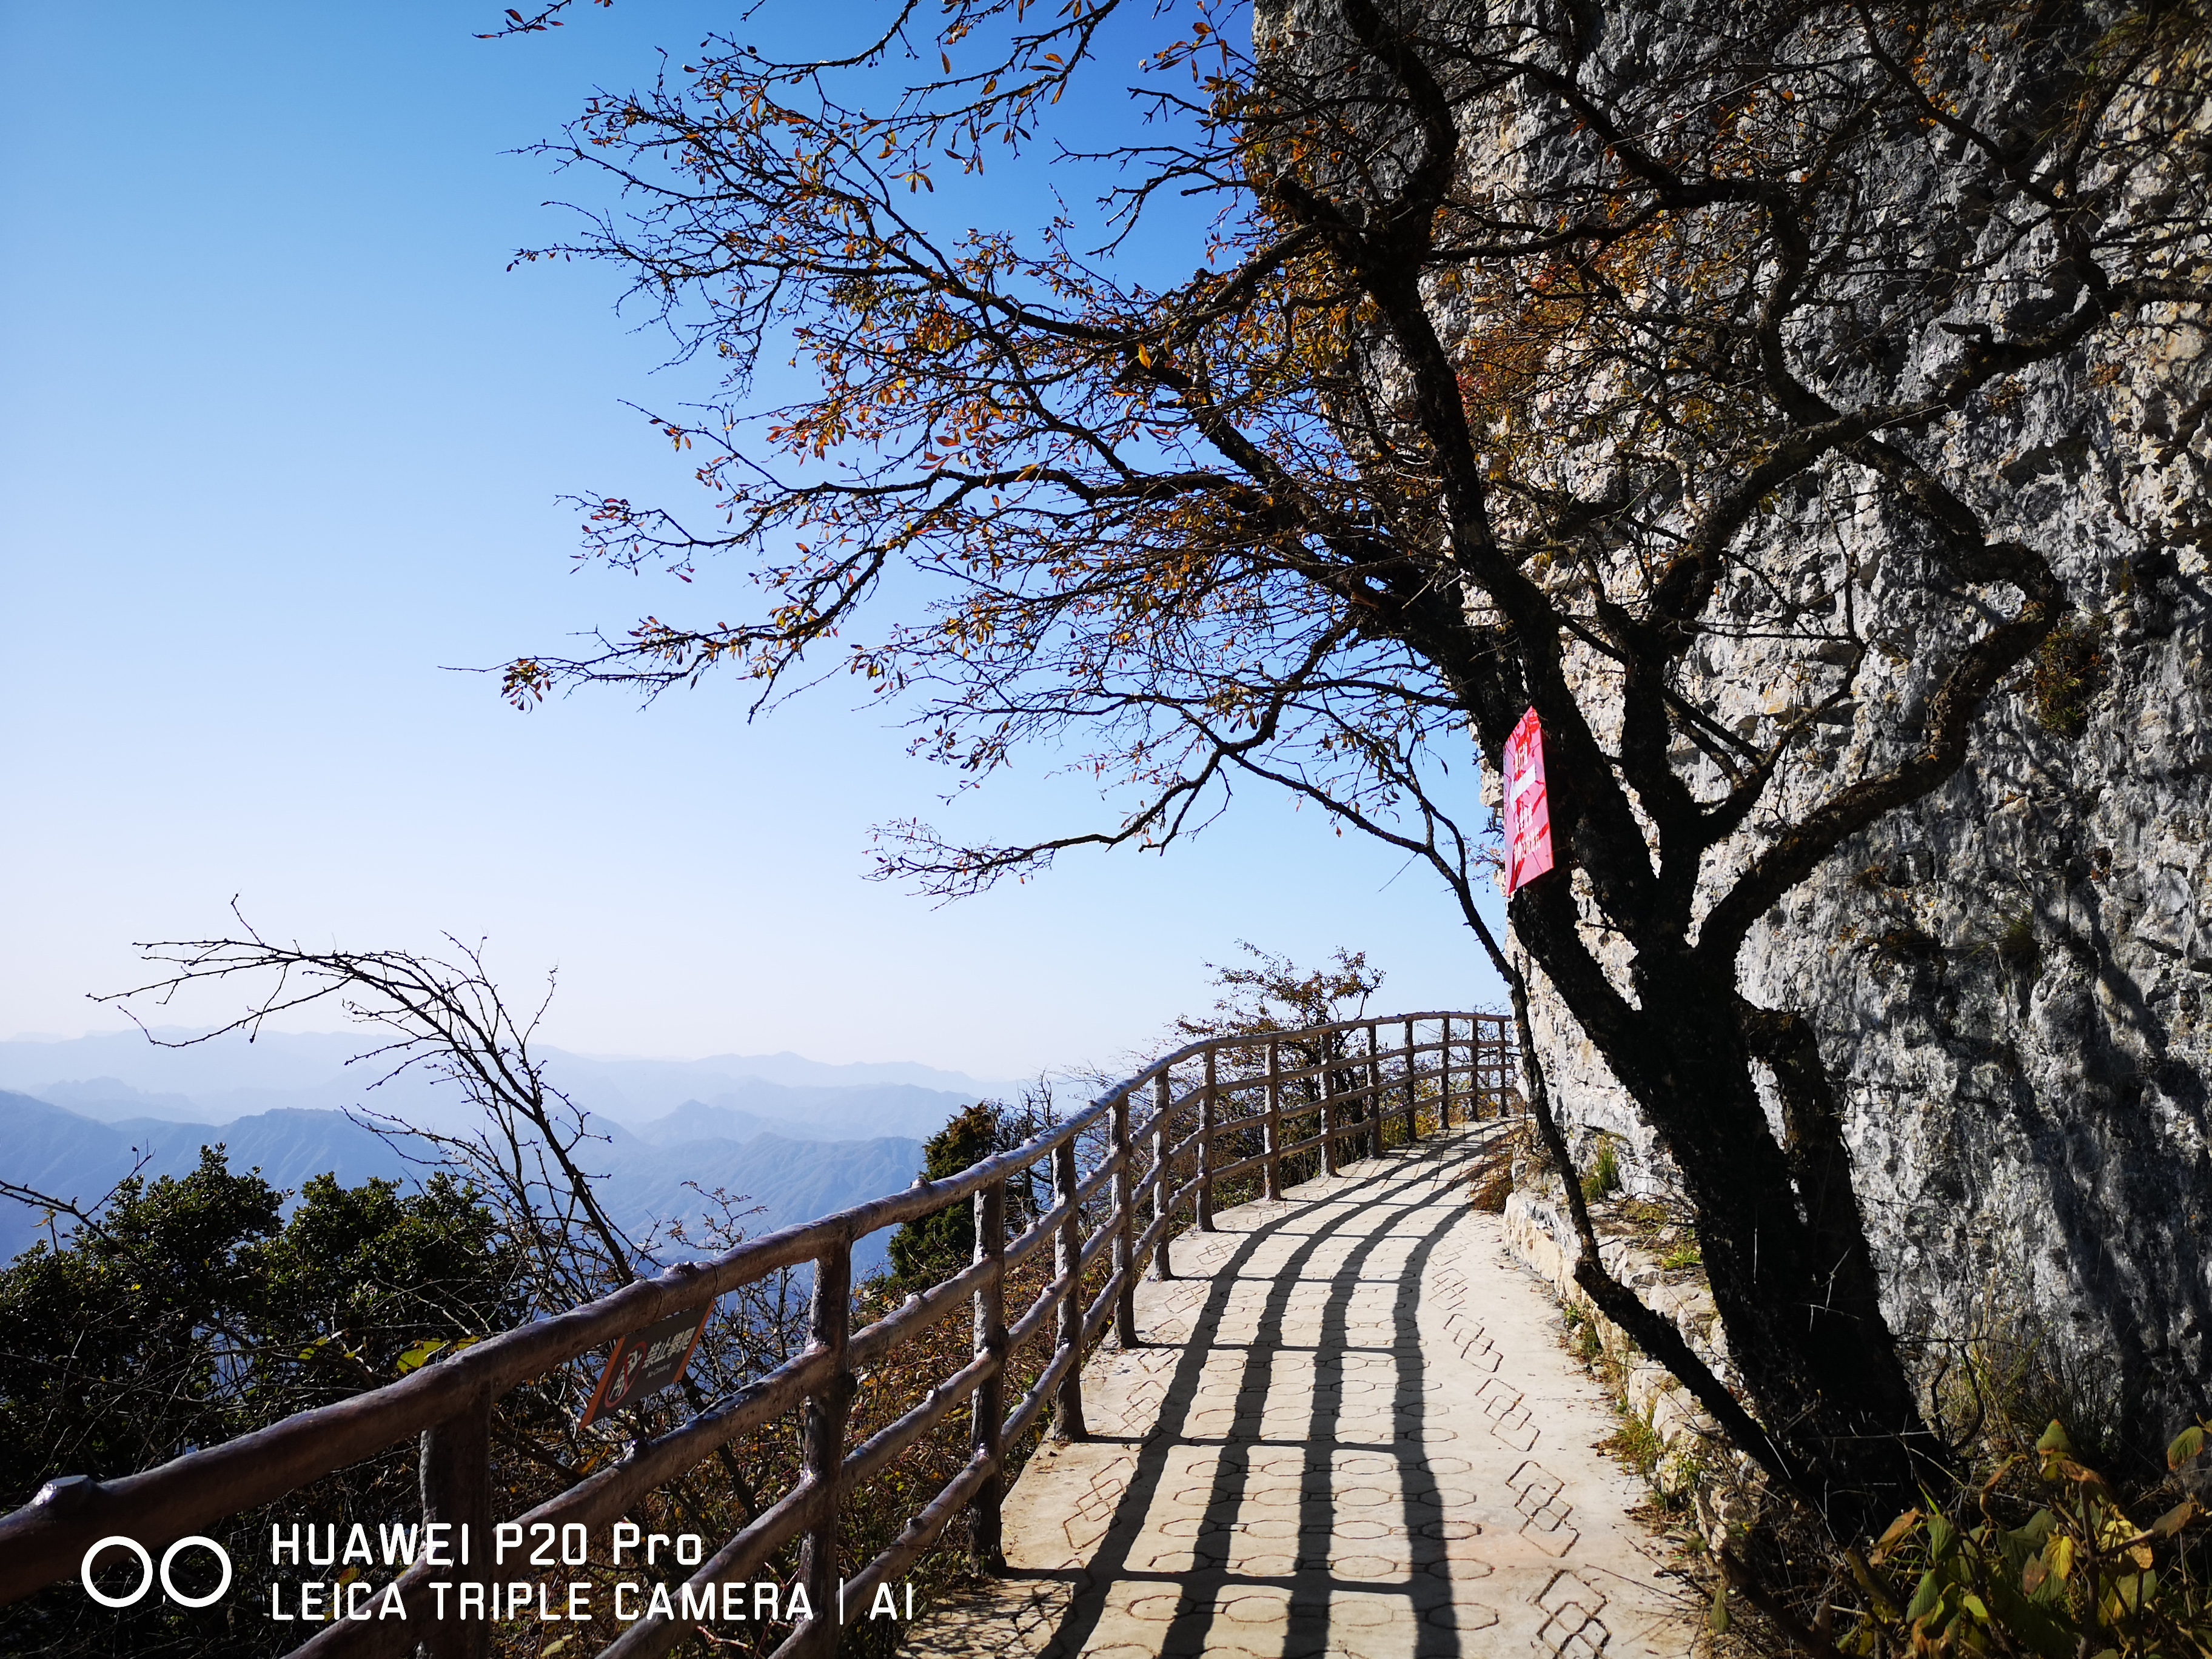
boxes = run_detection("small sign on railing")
[577,1304,711,1429]
[1502,706,1555,895]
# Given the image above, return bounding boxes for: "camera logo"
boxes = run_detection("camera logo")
[80,1535,233,1609]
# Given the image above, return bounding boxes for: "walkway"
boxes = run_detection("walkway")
[909,1127,1698,1658]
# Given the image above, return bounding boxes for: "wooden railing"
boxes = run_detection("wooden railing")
[0,1011,1516,1657]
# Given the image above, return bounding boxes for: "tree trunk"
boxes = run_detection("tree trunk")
[1526,917,1939,1529]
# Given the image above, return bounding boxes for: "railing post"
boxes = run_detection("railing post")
[799,1238,853,1654]
[1264,1039,1282,1201]
[1111,1091,1138,1349]
[1320,1040,1338,1176]
[1451,1013,1469,1132]
[971,1179,1007,1572]
[1151,1071,1173,1280]
[1366,1022,1384,1161]
[1404,1015,1419,1142]
[418,1383,493,1659]
[1052,1136,1088,1441]
[1196,1047,1216,1232]
[1436,1015,1452,1128]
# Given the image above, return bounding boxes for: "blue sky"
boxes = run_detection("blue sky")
[0,1,1505,1079]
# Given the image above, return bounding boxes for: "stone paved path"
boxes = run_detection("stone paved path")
[905,1127,1699,1658]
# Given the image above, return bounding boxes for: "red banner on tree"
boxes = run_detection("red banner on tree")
[1502,707,1555,895]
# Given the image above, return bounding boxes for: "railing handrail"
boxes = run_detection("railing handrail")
[1113,1008,1504,1088]
[0,1010,1518,1655]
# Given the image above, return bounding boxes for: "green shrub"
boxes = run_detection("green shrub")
[1994,911,2042,976]
[1603,1408,1666,1484]
[1580,1137,1623,1201]
[883,1101,1045,1289]
[2028,615,2110,738]
[1837,1419,2212,1658]
[1561,1304,1603,1364]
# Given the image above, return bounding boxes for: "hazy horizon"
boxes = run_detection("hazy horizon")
[0,1024,1018,1090]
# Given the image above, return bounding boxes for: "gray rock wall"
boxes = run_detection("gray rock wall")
[1494,39,2212,1455]
[1256,0,2212,1452]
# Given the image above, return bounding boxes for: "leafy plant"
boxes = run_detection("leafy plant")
[1994,913,2042,977]
[1581,1137,1623,1201]
[1840,1420,2212,1658]
[1561,1304,1604,1365]
[883,1099,1048,1290]
[1604,1407,1666,1484]
[1168,943,1384,1042]
[0,1155,531,1658]
[2028,617,2111,739]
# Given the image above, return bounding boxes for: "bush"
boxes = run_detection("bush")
[1994,912,2041,976]
[1580,1137,1623,1201]
[0,1152,528,1658]
[1832,1419,2212,1658]
[2028,615,2110,738]
[883,1101,1047,1290]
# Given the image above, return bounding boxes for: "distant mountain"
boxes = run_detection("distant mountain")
[592,1132,929,1267]
[0,1033,980,1278]
[0,1030,1015,1131]
[0,1033,493,1132]
[0,1091,411,1262]
[634,1099,788,1145]
[0,1091,152,1211]
[635,1080,974,1145]
[28,1077,238,1125]
[0,1092,926,1278]
[0,1030,368,1097]
[553,1047,1007,1101]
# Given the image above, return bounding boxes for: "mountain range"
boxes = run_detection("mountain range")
[0,1031,1021,1276]
[0,1029,1018,1132]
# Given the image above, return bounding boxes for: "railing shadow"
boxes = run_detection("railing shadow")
[998,1130,1493,1659]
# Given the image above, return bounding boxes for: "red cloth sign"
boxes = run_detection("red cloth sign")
[1502,707,1555,894]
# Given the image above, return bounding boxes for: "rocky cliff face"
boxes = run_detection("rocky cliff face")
[1256,0,2212,1456]
[1522,363,2212,1452]
[1490,28,2212,1456]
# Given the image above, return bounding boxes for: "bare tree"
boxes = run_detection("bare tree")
[1166,944,1388,1142]
[107,913,643,1309]
[491,0,2210,1529]
[104,916,820,1546]
[1169,943,1386,1042]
